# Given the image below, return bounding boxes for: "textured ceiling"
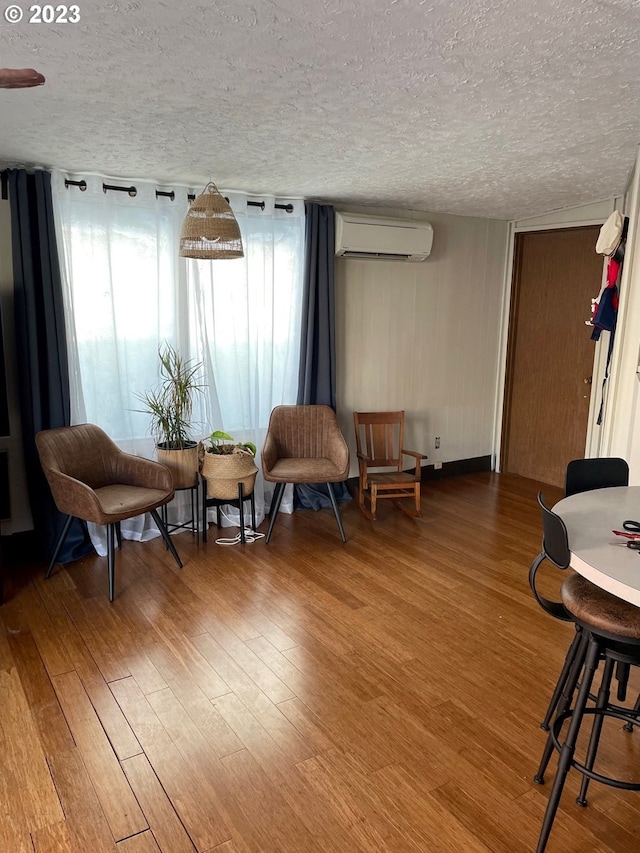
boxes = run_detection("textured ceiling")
[0,0,638,220]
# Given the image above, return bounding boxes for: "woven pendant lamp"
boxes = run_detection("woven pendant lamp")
[179,182,244,259]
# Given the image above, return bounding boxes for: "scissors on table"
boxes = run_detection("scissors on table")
[612,520,640,550]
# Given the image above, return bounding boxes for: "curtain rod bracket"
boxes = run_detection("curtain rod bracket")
[103,182,137,197]
[65,179,87,192]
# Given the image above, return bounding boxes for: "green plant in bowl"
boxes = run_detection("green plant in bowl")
[206,430,256,456]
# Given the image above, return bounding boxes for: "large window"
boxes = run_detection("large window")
[52,173,305,530]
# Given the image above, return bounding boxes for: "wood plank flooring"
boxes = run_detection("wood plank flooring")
[2,472,640,852]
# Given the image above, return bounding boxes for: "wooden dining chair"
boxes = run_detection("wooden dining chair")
[353,411,425,520]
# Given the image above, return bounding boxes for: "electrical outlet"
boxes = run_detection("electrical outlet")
[434,461,442,470]
[435,436,441,449]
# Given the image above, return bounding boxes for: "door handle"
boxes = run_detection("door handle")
[584,376,593,385]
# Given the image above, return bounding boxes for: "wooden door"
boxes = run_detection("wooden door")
[502,226,604,488]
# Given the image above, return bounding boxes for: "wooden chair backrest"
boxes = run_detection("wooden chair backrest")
[353,411,405,471]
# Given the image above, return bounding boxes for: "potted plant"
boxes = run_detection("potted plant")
[199,430,258,500]
[136,343,204,488]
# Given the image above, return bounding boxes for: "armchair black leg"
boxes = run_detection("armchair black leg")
[150,509,183,569]
[266,482,286,544]
[327,482,347,543]
[45,514,74,578]
[107,523,116,602]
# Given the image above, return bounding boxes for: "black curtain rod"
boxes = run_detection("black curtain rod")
[248,200,295,214]
[65,179,169,200]
[64,179,137,196]
[65,179,87,191]
[65,179,293,212]
[187,193,293,213]
[103,182,137,197]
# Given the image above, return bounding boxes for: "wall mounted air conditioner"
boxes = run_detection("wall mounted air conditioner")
[335,211,434,262]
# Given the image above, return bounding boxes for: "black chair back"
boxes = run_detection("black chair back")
[539,493,571,569]
[528,492,571,621]
[565,457,629,497]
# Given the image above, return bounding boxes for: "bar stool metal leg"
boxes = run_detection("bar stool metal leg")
[536,636,600,853]
[624,691,640,732]
[535,630,589,784]
[541,627,584,731]
[576,656,615,806]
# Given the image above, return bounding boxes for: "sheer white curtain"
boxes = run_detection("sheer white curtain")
[51,173,304,550]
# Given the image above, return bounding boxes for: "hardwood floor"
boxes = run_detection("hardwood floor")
[2,472,640,852]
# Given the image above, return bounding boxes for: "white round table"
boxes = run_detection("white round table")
[554,486,640,607]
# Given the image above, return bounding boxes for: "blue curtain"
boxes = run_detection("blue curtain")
[297,204,338,409]
[295,203,350,508]
[8,169,93,562]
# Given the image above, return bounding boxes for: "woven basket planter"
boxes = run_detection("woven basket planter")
[157,442,199,490]
[200,447,258,500]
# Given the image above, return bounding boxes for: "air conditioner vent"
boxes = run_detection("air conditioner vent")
[335,211,433,262]
[342,251,414,261]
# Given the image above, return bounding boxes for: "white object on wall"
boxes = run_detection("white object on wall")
[335,211,433,262]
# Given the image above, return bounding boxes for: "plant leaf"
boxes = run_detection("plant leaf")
[210,430,234,443]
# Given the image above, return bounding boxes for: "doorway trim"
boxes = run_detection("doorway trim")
[493,198,620,473]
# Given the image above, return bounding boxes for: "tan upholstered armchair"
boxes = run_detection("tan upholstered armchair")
[36,423,182,601]
[261,405,349,542]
